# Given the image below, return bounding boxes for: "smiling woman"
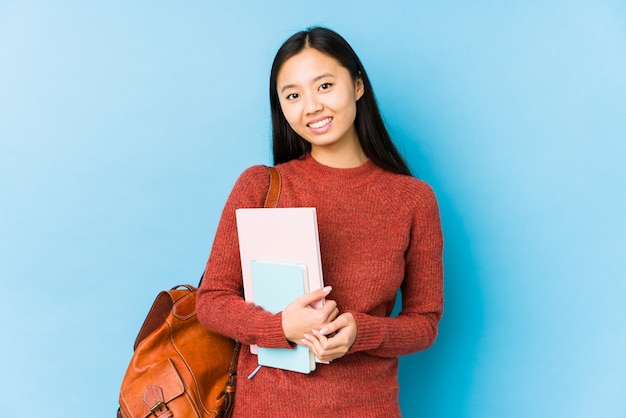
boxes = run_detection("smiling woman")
[196,27,444,417]
[276,48,365,167]
[268,27,413,176]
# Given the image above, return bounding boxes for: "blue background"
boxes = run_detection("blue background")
[1,1,625,417]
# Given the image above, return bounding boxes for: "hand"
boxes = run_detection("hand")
[282,286,338,344]
[301,312,357,362]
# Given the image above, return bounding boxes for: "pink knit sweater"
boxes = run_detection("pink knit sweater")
[197,154,443,417]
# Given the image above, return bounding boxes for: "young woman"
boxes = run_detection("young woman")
[197,27,443,417]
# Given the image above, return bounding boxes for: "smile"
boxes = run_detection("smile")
[307,117,333,129]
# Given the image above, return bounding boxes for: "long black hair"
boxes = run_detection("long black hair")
[269,27,412,176]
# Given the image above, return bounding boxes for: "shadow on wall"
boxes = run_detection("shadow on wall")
[397,138,485,417]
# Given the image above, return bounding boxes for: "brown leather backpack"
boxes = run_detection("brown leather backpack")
[118,285,239,418]
[117,166,281,417]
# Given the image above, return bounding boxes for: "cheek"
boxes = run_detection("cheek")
[331,91,356,113]
[335,94,358,122]
[278,100,291,117]
[280,104,302,129]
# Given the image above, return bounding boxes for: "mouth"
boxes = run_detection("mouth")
[307,117,333,129]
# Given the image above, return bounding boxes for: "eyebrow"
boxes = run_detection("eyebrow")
[279,73,335,93]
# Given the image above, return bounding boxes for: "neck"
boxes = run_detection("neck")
[311,148,367,168]
[310,138,367,168]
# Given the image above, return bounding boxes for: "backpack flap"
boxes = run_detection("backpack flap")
[133,290,175,351]
[119,358,186,418]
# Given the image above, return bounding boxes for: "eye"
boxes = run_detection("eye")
[319,83,333,91]
[286,93,299,100]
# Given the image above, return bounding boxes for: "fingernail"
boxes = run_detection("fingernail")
[319,327,328,335]
[303,333,311,340]
[323,286,332,292]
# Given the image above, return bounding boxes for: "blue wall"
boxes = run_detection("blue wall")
[1,1,625,417]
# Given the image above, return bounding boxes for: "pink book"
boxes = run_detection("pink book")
[235,207,325,356]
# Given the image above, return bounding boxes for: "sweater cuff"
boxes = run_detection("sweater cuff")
[346,311,385,354]
[251,311,293,349]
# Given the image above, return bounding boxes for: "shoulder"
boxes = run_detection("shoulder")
[227,165,273,208]
[235,165,270,186]
[380,170,438,203]
[374,171,441,223]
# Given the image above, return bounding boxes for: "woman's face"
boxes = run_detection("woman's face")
[276,48,364,160]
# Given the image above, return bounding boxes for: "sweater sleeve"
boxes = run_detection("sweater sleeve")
[348,186,444,357]
[196,165,292,350]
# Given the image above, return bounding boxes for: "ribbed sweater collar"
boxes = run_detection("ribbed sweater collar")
[290,153,380,189]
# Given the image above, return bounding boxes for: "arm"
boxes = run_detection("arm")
[304,186,444,360]
[352,186,444,357]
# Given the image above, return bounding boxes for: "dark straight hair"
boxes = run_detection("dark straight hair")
[269,27,412,176]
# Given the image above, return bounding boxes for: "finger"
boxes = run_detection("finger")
[314,329,347,351]
[317,300,338,322]
[302,333,333,359]
[326,305,340,323]
[301,333,313,344]
[303,330,331,350]
[314,329,349,355]
[306,336,345,362]
[306,331,350,362]
[306,315,356,361]
[296,285,332,307]
[301,332,322,348]
[318,314,347,336]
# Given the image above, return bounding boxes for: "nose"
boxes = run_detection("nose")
[304,94,322,115]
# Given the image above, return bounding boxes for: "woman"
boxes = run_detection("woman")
[197,27,443,417]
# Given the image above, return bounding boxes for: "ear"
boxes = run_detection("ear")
[354,75,365,101]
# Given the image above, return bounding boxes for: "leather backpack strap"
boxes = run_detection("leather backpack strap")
[264,166,281,208]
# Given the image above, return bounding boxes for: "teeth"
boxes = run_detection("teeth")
[309,117,332,129]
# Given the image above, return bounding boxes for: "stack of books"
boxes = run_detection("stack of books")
[236,207,325,374]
